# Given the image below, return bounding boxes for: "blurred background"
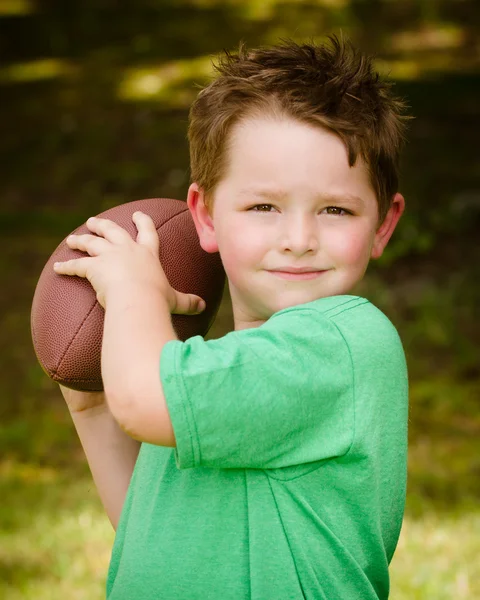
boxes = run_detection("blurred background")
[0,0,479,598]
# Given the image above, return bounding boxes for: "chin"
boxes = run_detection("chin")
[270,294,319,313]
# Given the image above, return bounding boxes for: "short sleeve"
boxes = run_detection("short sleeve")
[160,305,355,470]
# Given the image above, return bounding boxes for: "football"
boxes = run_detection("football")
[31,198,226,391]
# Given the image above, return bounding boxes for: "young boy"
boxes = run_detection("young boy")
[56,35,409,599]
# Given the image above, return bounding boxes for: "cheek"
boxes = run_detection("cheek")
[218,216,267,261]
[216,229,259,283]
[326,227,374,266]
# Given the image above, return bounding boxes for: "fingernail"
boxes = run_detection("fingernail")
[198,300,206,312]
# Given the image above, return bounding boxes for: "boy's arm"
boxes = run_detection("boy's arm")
[101,288,177,447]
[61,387,141,530]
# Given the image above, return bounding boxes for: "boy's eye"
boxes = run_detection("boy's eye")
[248,204,352,215]
[250,204,275,212]
[324,206,349,216]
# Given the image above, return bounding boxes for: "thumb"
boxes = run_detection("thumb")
[171,291,206,316]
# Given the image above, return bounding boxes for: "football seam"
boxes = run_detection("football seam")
[53,297,98,379]
[154,205,189,232]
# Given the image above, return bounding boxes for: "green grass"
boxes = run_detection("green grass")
[0,464,113,600]
[391,509,479,599]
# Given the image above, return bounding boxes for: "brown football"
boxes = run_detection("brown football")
[31,198,226,391]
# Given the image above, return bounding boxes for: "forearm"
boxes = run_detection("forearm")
[70,403,141,530]
[101,288,177,445]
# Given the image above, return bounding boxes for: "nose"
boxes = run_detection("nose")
[280,212,318,256]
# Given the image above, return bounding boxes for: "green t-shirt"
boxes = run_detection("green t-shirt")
[106,295,408,600]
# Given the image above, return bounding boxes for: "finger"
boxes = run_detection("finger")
[66,233,110,256]
[171,291,206,316]
[132,211,159,255]
[53,257,94,278]
[85,217,132,245]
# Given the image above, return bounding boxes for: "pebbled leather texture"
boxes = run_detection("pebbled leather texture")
[31,198,226,391]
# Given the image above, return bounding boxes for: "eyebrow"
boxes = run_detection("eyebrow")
[238,187,365,206]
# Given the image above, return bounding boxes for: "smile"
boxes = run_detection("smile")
[268,270,327,281]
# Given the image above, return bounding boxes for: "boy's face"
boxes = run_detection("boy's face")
[188,116,404,331]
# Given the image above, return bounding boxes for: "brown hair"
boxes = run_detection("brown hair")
[188,35,410,222]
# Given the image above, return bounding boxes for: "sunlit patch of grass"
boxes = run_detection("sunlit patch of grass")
[118,56,214,104]
[375,51,480,80]
[376,58,422,80]
[390,511,480,599]
[0,469,113,600]
[0,59,75,84]
[392,24,465,52]
[177,0,349,12]
[0,0,33,16]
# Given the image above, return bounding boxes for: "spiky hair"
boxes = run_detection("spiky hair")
[188,35,410,221]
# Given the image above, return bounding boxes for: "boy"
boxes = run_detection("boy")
[55,35,410,599]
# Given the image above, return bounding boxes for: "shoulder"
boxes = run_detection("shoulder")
[267,295,405,364]
[276,295,402,342]
[301,296,407,378]
[266,295,387,337]
[270,295,369,321]
[221,295,392,354]
[236,296,358,349]
[271,294,386,324]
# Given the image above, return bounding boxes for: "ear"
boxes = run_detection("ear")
[186,183,219,253]
[371,193,405,260]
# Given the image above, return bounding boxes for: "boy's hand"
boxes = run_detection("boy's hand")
[53,211,206,314]
[59,384,107,414]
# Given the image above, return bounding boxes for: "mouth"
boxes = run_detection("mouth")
[268,270,327,281]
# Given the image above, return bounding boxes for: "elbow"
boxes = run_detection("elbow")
[103,383,135,431]
[104,381,176,448]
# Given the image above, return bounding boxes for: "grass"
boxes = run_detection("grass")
[391,509,479,599]
[0,463,113,600]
